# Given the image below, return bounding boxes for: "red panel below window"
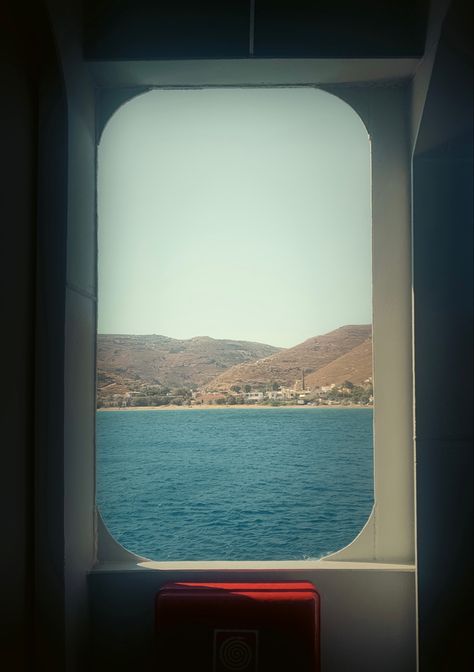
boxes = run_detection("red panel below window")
[156,581,320,671]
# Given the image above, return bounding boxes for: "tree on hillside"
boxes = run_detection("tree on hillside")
[244,384,251,393]
[175,387,191,398]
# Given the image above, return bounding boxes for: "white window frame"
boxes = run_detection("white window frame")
[54,54,417,670]
[90,61,415,569]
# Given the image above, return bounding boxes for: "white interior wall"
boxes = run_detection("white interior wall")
[89,73,417,671]
[45,1,97,667]
[40,1,464,670]
[90,564,416,672]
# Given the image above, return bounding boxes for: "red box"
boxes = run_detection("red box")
[156,581,320,671]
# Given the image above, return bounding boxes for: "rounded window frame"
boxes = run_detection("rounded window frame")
[92,64,414,569]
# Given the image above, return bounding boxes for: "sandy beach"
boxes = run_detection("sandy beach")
[97,403,372,412]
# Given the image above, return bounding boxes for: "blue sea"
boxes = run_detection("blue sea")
[97,407,373,561]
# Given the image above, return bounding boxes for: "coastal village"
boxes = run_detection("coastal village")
[96,325,374,409]
[97,374,374,409]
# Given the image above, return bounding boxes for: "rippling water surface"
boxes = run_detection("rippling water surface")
[97,407,373,560]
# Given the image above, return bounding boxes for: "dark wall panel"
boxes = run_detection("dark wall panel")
[413,1,473,669]
[253,0,428,58]
[84,0,251,59]
[83,0,428,60]
[0,5,37,669]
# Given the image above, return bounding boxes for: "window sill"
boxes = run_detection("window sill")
[90,559,415,574]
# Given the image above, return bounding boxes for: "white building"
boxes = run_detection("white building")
[244,391,265,401]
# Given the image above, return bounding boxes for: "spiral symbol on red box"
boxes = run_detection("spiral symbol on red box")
[218,636,253,670]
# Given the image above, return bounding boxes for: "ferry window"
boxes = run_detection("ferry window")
[96,88,373,561]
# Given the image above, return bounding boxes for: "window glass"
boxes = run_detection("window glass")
[97,88,373,560]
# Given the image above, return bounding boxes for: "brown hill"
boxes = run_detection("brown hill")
[205,325,372,391]
[305,337,372,388]
[97,334,282,395]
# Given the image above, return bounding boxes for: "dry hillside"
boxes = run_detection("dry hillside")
[304,337,372,388]
[205,325,372,391]
[97,334,282,393]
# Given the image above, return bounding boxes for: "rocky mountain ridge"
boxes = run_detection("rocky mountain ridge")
[97,325,372,407]
[97,333,282,397]
[205,325,372,391]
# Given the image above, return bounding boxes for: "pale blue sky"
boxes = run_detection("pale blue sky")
[98,88,371,348]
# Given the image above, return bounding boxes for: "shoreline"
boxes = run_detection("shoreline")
[97,403,372,412]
